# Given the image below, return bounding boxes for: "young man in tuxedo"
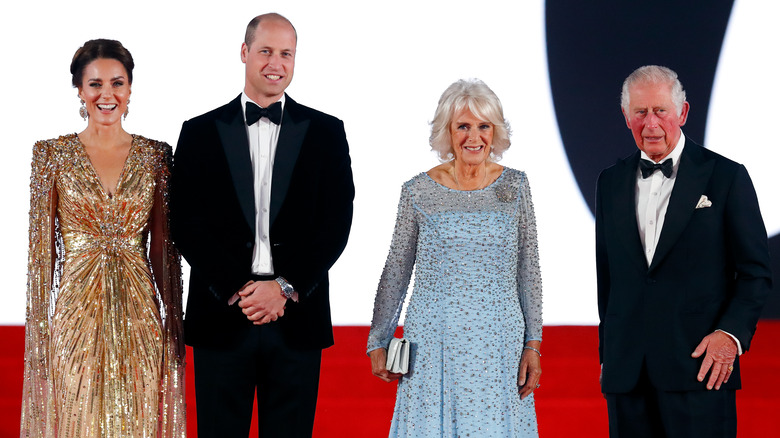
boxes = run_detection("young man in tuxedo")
[171,13,354,437]
[596,65,772,437]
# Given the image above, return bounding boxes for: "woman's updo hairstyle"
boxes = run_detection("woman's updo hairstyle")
[70,39,134,88]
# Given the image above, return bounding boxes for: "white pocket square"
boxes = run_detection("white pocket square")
[695,195,712,209]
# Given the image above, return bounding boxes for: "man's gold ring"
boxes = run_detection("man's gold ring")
[728,365,734,372]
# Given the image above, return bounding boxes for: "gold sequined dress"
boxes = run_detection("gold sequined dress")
[21,133,186,438]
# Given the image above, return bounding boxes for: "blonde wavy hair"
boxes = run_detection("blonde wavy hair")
[429,79,511,161]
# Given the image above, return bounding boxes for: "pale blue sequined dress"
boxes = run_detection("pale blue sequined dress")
[368,168,543,437]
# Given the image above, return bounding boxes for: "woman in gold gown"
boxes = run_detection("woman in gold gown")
[20,39,186,437]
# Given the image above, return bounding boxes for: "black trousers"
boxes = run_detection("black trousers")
[605,362,737,438]
[193,321,322,438]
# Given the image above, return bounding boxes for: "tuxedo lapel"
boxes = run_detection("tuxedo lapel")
[649,143,715,272]
[612,152,649,273]
[216,96,256,235]
[270,95,309,226]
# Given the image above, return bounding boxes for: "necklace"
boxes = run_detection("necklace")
[452,166,488,190]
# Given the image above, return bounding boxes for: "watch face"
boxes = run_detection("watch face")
[276,278,294,299]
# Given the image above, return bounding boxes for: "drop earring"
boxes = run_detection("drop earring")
[123,99,130,120]
[79,99,88,121]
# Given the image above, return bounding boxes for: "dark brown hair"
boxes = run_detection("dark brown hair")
[70,39,134,88]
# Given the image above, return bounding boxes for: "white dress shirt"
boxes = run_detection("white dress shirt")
[241,92,284,275]
[635,135,685,266]
[634,133,741,354]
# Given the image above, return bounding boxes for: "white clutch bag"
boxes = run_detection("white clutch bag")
[386,337,410,374]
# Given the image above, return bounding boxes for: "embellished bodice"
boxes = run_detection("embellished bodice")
[56,134,158,261]
[368,167,543,351]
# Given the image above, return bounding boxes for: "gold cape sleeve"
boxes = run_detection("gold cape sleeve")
[21,139,58,437]
[154,142,187,437]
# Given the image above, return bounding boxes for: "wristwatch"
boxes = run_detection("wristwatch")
[275,277,295,300]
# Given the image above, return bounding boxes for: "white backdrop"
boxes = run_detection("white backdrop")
[1,1,777,326]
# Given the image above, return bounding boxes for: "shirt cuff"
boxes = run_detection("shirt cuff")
[716,329,743,355]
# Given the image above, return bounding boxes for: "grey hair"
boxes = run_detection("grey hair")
[429,79,511,162]
[621,65,686,116]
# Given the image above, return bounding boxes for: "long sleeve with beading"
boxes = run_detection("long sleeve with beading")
[152,143,187,437]
[516,174,543,343]
[21,140,59,438]
[367,184,418,353]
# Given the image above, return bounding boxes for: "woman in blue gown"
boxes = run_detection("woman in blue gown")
[367,79,544,437]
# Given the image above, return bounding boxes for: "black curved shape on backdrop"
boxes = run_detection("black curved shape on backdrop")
[545,0,779,318]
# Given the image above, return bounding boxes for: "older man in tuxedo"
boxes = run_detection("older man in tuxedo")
[596,65,772,437]
[171,13,354,437]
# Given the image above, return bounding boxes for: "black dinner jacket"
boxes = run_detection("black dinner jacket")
[596,139,772,393]
[171,94,354,350]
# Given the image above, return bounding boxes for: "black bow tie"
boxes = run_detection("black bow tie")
[245,101,282,125]
[639,158,673,178]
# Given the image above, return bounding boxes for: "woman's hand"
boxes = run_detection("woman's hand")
[369,348,404,383]
[518,341,542,400]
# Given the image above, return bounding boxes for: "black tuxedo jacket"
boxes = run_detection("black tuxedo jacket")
[596,139,772,393]
[171,94,354,350]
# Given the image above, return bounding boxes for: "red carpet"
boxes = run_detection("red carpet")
[1,323,778,437]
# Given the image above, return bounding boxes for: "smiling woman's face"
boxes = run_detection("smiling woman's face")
[78,58,131,126]
[450,108,494,166]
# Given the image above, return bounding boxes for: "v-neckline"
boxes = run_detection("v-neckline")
[76,133,136,199]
